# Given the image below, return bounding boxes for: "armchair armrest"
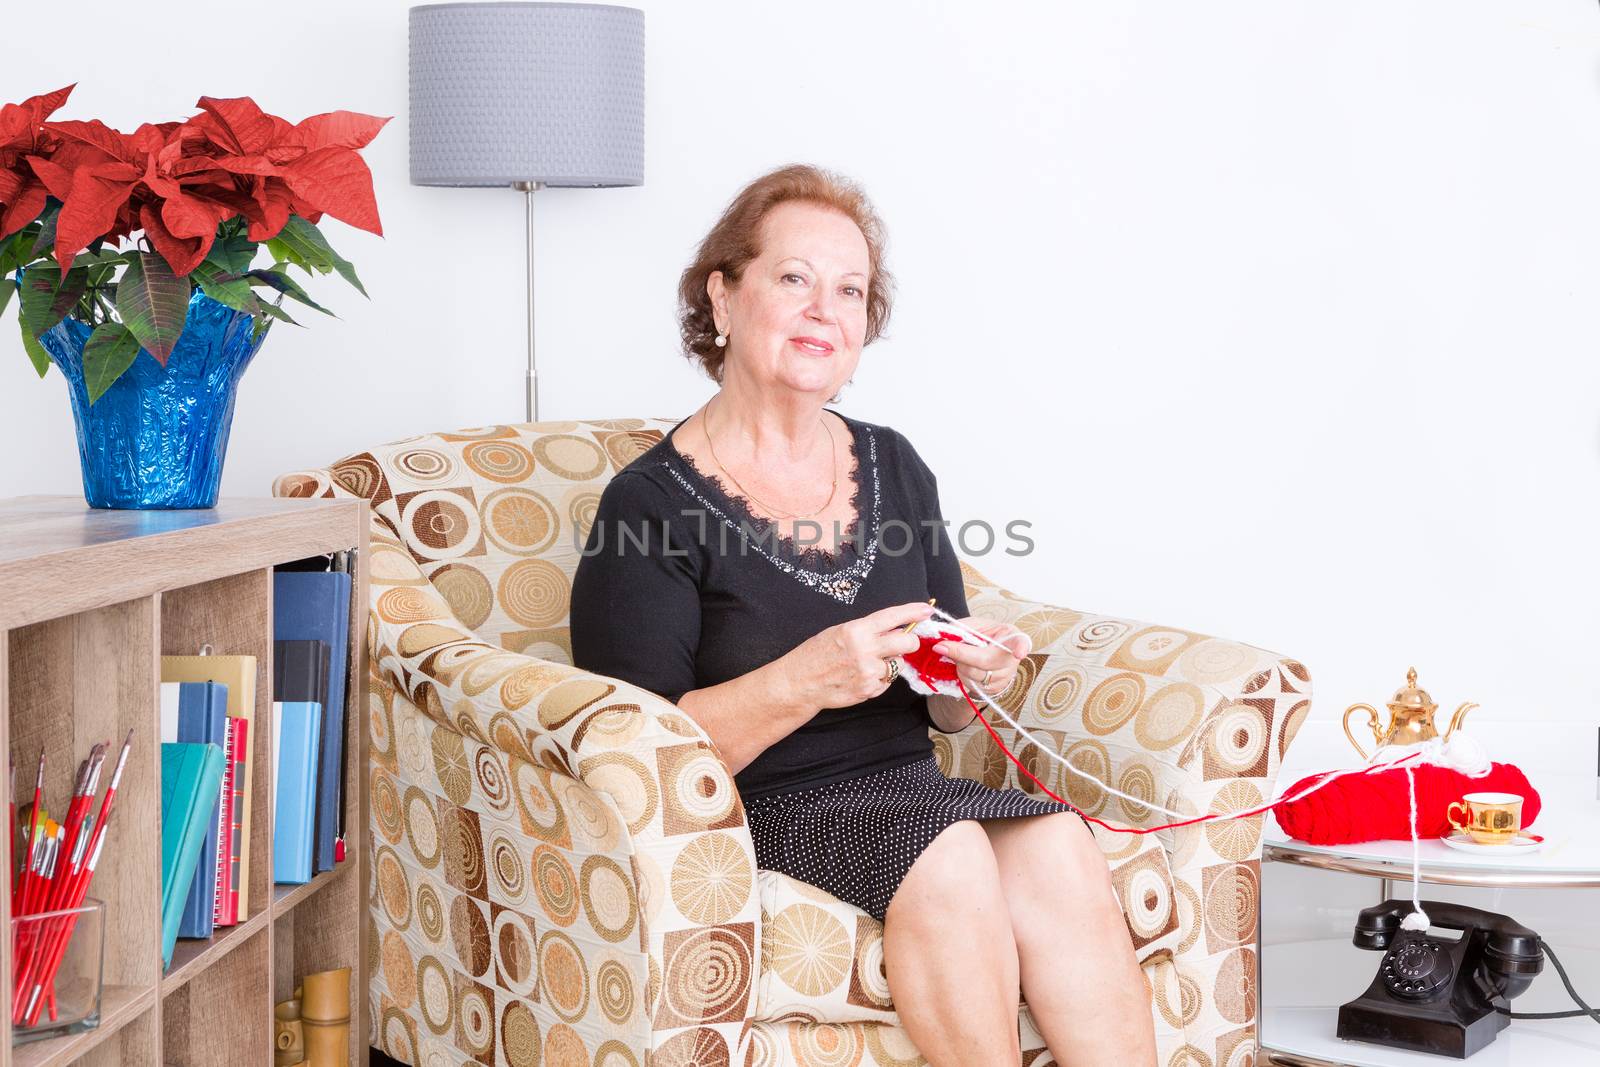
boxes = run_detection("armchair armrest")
[274,467,762,1061]
[951,560,1312,832]
[952,560,1311,1056]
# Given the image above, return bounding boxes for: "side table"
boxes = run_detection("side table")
[1254,770,1600,1066]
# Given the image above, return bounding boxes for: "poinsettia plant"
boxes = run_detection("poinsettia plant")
[0,85,388,400]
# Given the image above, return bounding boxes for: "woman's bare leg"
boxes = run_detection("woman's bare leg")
[982,812,1157,1067]
[882,819,1021,1067]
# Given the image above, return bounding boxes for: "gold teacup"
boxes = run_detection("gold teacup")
[1446,791,1524,845]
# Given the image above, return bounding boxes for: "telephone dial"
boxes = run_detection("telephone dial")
[1337,900,1544,1059]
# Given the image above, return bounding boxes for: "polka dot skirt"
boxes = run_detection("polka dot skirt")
[743,753,1086,923]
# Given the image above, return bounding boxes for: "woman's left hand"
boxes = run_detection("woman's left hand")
[932,617,1033,697]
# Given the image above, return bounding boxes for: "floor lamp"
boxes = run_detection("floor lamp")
[409,2,646,422]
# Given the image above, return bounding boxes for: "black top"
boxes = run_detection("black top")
[569,408,972,801]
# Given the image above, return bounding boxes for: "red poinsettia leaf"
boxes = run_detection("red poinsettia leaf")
[87,159,139,182]
[199,154,280,177]
[43,119,136,164]
[264,115,294,150]
[159,189,232,241]
[128,122,171,157]
[284,110,391,152]
[281,147,382,235]
[138,203,210,278]
[0,107,32,147]
[0,183,47,240]
[0,169,21,204]
[194,96,276,155]
[55,168,138,276]
[199,185,262,228]
[25,154,75,200]
[21,85,74,125]
[0,85,74,146]
[245,180,293,241]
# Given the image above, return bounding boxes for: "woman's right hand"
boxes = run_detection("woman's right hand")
[779,601,936,711]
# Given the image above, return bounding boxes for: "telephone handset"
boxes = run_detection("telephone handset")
[1336,899,1543,1059]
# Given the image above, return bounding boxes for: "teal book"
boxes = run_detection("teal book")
[160,742,225,971]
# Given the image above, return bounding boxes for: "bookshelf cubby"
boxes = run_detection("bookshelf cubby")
[0,496,369,1067]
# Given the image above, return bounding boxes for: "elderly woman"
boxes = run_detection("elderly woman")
[570,165,1156,1066]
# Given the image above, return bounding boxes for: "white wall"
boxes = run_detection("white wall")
[4,0,1598,1011]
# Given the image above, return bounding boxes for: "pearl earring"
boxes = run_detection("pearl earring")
[714,331,727,348]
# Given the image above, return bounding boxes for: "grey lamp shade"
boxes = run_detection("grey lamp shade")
[409,2,645,187]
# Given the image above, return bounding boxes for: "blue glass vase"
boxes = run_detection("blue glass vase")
[36,288,269,510]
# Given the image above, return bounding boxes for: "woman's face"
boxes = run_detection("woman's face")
[709,200,871,400]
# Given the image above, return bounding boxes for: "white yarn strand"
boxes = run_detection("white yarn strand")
[924,603,1479,896]
[1400,765,1431,930]
[962,675,1418,823]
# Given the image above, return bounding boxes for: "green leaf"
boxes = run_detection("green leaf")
[207,230,258,275]
[82,321,141,403]
[244,269,335,317]
[69,248,126,270]
[264,236,315,275]
[18,315,50,377]
[255,299,300,327]
[114,253,191,364]
[250,297,295,342]
[276,215,367,297]
[85,261,119,289]
[29,209,57,260]
[192,261,262,315]
[18,266,87,336]
[0,231,23,276]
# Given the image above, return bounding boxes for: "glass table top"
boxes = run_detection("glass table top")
[1264,770,1599,883]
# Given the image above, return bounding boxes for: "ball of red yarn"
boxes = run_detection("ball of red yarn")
[1273,761,1542,845]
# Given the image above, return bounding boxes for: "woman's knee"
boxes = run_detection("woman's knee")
[886,820,1009,930]
[999,814,1121,923]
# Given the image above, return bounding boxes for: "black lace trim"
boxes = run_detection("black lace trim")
[671,415,872,571]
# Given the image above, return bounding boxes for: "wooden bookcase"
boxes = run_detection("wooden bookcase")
[0,496,369,1067]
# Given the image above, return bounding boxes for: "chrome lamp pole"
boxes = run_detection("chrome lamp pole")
[409,2,646,424]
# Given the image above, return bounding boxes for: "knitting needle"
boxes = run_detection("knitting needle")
[900,598,936,634]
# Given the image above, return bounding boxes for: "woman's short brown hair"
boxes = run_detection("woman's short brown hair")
[678,163,894,384]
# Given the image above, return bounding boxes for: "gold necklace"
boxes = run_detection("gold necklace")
[702,395,837,520]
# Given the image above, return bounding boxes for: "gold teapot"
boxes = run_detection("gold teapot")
[1342,667,1478,760]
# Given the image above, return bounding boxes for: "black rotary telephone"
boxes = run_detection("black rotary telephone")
[1337,900,1544,1059]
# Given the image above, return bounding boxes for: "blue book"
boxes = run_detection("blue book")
[160,681,226,939]
[272,701,322,884]
[160,742,225,971]
[273,569,351,873]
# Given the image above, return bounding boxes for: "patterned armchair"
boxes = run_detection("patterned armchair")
[273,416,1311,1067]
